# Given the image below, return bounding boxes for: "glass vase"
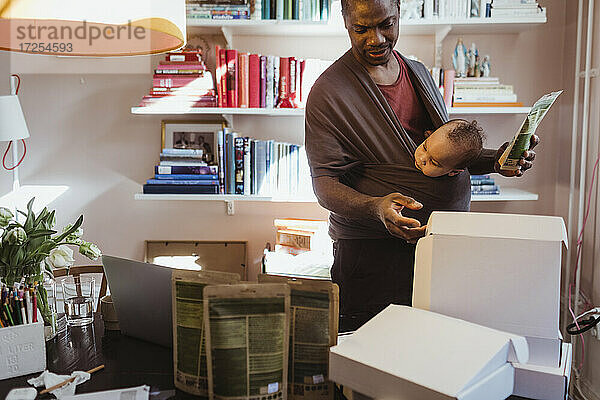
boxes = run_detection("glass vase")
[38,275,67,341]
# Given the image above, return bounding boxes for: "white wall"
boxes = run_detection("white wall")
[0,0,568,286]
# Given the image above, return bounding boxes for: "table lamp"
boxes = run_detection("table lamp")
[0,76,30,193]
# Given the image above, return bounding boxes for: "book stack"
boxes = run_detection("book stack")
[217,128,311,197]
[471,174,500,196]
[491,0,545,18]
[187,0,250,20]
[259,0,330,20]
[144,152,219,195]
[137,49,217,109]
[215,46,331,109]
[452,77,522,107]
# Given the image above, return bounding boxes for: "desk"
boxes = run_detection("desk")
[0,315,532,400]
[0,315,194,399]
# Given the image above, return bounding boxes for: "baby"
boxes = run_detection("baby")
[414,119,484,177]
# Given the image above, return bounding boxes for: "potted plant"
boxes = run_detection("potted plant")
[0,198,101,338]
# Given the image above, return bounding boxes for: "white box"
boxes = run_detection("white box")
[329,305,529,400]
[0,322,46,380]
[512,343,572,400]
[413,212,567,367]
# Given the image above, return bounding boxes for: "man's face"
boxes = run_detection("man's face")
[343,0,400,66]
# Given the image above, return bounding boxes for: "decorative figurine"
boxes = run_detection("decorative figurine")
[481,55,491,77]
[452,38,468,78]
[467,42,478,77]
[470,0,481,17]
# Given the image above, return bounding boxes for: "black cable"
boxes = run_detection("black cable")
[567,316,600,335]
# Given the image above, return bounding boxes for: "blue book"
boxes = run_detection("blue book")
[225,131,237,194]
[155,165,217,175]
[470,178,495,186]
[146,179,219,185]
[143,184,219,194]
[470,174,491,180]
[154,174,218,180]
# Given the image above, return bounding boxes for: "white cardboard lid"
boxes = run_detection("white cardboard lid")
[329,305,528,397]
[425,212,568,248]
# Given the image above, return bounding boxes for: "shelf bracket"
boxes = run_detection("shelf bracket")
[221,113,234,126]
[220,26,233,49]
[434,25,451,68]
[225,200,235,216]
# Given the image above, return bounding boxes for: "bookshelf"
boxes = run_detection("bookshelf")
[186,16,547,38]
[135,188,539,214]
[131,106,531,116]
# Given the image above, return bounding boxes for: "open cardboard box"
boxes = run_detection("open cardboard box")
[512,342,572,400]
[329,305,529,400]
[413,212,567,367]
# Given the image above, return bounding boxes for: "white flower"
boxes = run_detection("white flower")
[5,227,26,245]
[0,207,13,228]
[79,242,101,261]
[45,245,75,269]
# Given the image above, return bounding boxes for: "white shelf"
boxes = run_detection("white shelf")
[186,16,547,36]
[131,107,304,116]
[471,188,538,201]
[135,188,538,202]
[131,106,529,116]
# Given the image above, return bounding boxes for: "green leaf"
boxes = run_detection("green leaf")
[54,215,83,242]
[28,230,57,239]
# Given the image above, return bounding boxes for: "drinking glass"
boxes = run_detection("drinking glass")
[61,276,95,326]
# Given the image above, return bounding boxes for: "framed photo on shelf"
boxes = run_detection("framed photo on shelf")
[161,120,226,164]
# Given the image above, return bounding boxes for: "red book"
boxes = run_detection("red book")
[289,57,297,107]
[215,44,223,108]
[277,57,293,108]
[226,49,238,109]
[152,75,206,88]
[237,53,250,108]
[249,54,260,108]
[166,51,202,62]
[219,48,228,107]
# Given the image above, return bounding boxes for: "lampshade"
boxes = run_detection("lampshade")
[0,0,186,56]
[0,95,30,141]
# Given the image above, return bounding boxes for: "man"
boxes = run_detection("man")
[304,0,538,332]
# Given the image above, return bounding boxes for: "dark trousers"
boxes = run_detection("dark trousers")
[332,238,416,332]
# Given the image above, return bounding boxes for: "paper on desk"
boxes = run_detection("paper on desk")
[61,385,150,400]
[27,370,90,399]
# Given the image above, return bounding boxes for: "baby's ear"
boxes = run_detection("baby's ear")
[424,130,433,138]
[447,169,464,176]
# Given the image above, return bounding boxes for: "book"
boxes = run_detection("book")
[155,165,218,175]
[273,56,280,106]
[454,94,518,103]
[166,51,202,62]
[443,69,455,108]
[238,52,250,107]
[277,57,292,107]
[266,56,275,108]
[225,131,238,194]
[452,102,524,107]
[243,137,251,195]
[276,0,284,19]
[146,179,219,185]
[154,174,219,180]
[234,136,245,194]
[470,178,495,185]
[471,184,500,192]
[217,129,226,193]
[143,184,219,194]
[159,160,208,166]
[161,148,204,155]
[216,45,224,108]
[226,49,239,108]
[160,155,205,163]
[470,174,491,180]
[260,55,267,108]
[471,189,500,195]
[249,54,260,108]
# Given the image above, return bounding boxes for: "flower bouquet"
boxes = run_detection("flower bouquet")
[0,198,101,331]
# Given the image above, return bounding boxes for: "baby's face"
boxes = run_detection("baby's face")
[414,125,464,177]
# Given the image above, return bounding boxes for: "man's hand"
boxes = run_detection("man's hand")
[374,193,427,242]
[494,134,540,177]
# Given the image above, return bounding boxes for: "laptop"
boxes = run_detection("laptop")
[102,255,181,348]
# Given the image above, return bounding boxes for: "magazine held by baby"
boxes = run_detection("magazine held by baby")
[499,90,563,171]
